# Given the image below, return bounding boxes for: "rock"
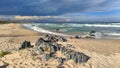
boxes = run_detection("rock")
[60,46,68,53]
[34,37,90,64]
[19,40,32,49]
[80,53,91,63]
[75,36,81,39]
[35,47,44,54]
[44,35,58,42]
[82,34,95,39]
[54,44,61,51]
[63,49,91,64]
[44,35,67,42]
[71,52,90,64]
[57,57,65,65]
[58,37,67,42]
[42,54,51,61]
[90,31,96,33]
[66,54,72,60]
[0,61,9,68]
[57,65,65,68]
[65,44,75,49]
[50,45,57,53]
[35,38,45,46]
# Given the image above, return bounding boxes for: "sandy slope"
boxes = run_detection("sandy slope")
[0,23,120,68]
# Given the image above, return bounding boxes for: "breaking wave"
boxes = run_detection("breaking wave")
[66,23,120,27]
[23,24,72,37]
[23,23,120,39]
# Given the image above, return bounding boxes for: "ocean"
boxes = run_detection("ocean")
[23,23,120,39]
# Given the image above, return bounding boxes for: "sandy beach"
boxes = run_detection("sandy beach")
[0,23,120,68]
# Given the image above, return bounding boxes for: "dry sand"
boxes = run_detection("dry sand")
[0,23,120,68]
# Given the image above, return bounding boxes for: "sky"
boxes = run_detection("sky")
[0,0,120,22]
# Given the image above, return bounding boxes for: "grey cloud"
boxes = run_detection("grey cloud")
[0,0,120,15]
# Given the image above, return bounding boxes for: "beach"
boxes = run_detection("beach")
[0,23,120,68]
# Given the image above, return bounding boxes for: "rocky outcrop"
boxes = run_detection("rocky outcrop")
[34,35,90,65]
[44,35,67,42]
[74,35,81,39]
[19,40,32,49]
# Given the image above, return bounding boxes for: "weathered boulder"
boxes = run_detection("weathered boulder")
[57,65,65,68]
[19,40,32,49]
[57,57,65,65]
[75,35,81,39]
[58,37,67,42]
[44,35,67,42]
[42,54,51,61]
[35,47,44,54]
[35,38,45,46]
[34,36,90,65]
[35,38,61,54]
[63,49,90,64]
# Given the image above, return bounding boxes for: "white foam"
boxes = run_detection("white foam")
[23,24,72,37]
[104,33,120,36]
[23,23,120,39]
[67,23,120,27]
[30,23,120,28]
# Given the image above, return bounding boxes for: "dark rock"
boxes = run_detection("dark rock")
[54,44,61,51]
[90,31,96,33]
[60,46,68,53]
[73,52,90,64]
[42,54,51,61]
[66,44,75,49]
[19,40,32,49]
[44,35,58,42]
[57,65,65,68]
[63,49,91,64]
[34,36,90,64]
[58,37,67,42]
[36,47,44,54]
[81,53,91,63]
[50,45,57,53]
[73,56,79,64]
[75,36,81,39]
[35,38,45,46]
[35,38,60,54]
[44,35,67,42]
[66,54,72,60]
[57,57,64,64]
[0,61,9,68]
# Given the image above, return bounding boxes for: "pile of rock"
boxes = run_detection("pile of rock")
[19,35,90,66]
[19,40,32,50]
[34,35,90,65]
[63,49,90,64]
[44,35,67,42]
[35,37,61,54]
[74,31,96,39]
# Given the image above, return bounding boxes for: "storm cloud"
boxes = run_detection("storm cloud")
[0,0,120,16]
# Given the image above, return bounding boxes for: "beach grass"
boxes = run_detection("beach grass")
[0,51,11,58]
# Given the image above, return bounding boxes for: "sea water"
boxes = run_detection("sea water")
[23,23,120,39]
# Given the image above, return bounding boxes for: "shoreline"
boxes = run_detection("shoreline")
[0,23,120,68]
[22,23,73,37]
[22,23,120,39]
[0,23,120,53]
